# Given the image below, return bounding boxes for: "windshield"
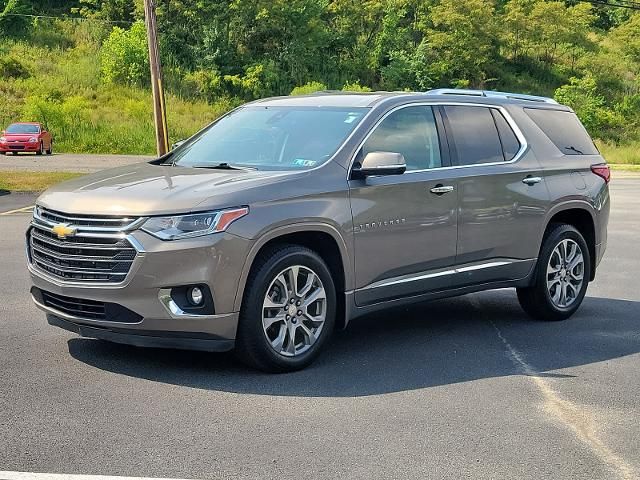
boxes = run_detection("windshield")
[6,124,40,134]
[170,106,368,170]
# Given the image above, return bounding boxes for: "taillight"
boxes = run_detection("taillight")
[591,163,610,184]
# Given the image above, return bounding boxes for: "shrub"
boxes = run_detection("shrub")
[342,81,372,92]
[290,81,327,95]
[555,75,624,140]
[100,21,149,86]
[0,56,29,79]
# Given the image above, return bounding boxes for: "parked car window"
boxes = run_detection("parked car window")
[6,124,40,134]
[170,106,367,171]
[524,108,599,155]
[362,106,442,171]
[491,109,521,161]
[443,106,504,165]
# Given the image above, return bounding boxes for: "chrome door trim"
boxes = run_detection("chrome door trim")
[358,259,531,291]
[346,102,529,179]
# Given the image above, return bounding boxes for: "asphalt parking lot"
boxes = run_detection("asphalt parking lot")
[1,153,151,173]
[1,180,639,480]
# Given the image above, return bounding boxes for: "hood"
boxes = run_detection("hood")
[37,162,295,216]
[3,133,36,141]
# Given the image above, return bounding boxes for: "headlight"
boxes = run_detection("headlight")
[29,137,38,143]
[0,137,6,143]
[141,207,248,240]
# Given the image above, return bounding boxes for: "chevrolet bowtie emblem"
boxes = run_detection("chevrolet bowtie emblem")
[51,223,76,239]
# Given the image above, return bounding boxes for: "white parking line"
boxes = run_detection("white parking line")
[0,472,196,480]
[0,205,35,215]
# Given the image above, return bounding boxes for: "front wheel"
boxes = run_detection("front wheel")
[517,224,590,321]
[235,245,336,372]
[46,141,52,155]
[36,141,44,155]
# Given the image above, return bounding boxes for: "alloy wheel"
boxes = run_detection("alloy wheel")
[546,239,584,308]
[262,265,327,357]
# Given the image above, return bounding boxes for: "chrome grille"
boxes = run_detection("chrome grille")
[28,207,142,284]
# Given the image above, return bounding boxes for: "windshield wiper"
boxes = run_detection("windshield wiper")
[190,162,257,171]
[564,146,584,155]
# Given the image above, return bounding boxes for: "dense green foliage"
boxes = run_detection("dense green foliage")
[0,0,639,157]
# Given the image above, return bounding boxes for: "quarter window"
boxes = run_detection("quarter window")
[524,108,598,156]
[362,106,442,171]
[443,106,505,165]
[491,109,521,161]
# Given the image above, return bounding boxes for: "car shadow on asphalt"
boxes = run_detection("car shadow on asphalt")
[67,291,640,397]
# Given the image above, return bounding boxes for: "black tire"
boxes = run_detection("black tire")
[517,224,591,321]
[46,141,52,155]
[235,244,336,372]
[36,141,44,155]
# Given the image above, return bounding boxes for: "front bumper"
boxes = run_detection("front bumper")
[46,314,234,352]
[29,227,251,349]
[1,142,39,152]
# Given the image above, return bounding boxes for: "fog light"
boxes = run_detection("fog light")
[188,286,204,306]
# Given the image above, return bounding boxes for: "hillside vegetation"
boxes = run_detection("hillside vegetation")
[0,0,639,161]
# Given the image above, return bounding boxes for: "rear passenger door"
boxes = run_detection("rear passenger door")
[439,105,549,287]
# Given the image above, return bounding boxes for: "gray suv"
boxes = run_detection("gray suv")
[27,89,610,372]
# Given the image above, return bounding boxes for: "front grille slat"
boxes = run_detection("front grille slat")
[42,292,106,320]
[32,252,129,275]
[38,289,142,323]
[29,207,140,284]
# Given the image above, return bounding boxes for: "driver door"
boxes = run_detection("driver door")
[348,105,459,306]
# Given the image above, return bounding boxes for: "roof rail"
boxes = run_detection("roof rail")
[425,88,558,104]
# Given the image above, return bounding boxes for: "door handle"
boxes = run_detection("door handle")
[522,176,542,185]
[430,185,454,195]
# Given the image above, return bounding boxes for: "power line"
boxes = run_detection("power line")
[1,13,134,25]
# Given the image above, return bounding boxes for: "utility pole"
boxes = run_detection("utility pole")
[143,0,169,157]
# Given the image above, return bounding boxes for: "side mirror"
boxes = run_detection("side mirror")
[354,151,406,177]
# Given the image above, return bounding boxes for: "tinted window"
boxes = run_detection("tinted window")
[362,106,441,171]
[524,108,598,155]
[171,106,367,171]
[491,109,521,161]
[443,106,504,165]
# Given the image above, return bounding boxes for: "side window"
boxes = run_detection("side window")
[524,108,599,156]
[491,109,521,161]
[362,106,442,171]
[443,106,504,165]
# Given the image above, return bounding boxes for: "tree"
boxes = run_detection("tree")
[413,0,499,88]
[100,20,149,86]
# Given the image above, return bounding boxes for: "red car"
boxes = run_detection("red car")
[0,122,53,155]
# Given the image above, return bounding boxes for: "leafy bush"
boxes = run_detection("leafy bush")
[100,21,149,86]
[554,75,623,140]
[290,81,327,95]
[342,81,372,92]
[0,56,29,79]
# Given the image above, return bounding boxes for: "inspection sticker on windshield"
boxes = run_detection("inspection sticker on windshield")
[293,159,317,167]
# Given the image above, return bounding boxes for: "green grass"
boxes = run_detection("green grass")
[610,164,640,172]
[0,29,234,155]
[596,140,640,165]
[0,171,84,192]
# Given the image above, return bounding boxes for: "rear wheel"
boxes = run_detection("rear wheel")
[517,224,590,321]
[235,245,336,372]
[36,141,44,155]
